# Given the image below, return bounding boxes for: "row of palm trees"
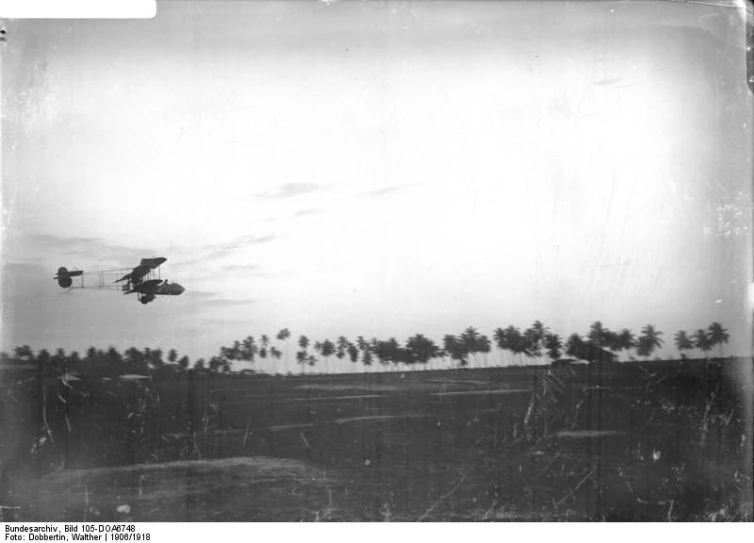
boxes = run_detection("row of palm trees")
[0,321,732,376]
[674,322,730,359]
[215,320,731,372]
[1,345,197,375]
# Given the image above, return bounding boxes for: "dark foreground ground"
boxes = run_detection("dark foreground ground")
[1,358,752,521]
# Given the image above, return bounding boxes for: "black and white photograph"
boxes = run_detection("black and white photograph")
[1,0,752,523]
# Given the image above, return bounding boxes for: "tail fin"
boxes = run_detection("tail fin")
[55,267,73,288]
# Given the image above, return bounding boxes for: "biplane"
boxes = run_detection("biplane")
[54,257,185,305]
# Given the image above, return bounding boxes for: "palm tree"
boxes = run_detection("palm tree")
[693,329,713,358]
[674,330,694,358]
[531,320,548,340]
[565,333,585,359]
[637,325,663,359]
[178,355,190,371]
[505,326,528,365]
[707,322,730,358]
[544,332,562,361]
[151,348,164,368]
[106,347,122,374]
[230,340,242,360]
[276,328,291,371]
[372,338,401,366]
[320,339,336,371]
[313,340,323,356]
[588,321,608,348]
[362,349,373,366]
[297,335,310,373]
[243,335,257,362]
[523,328,542,358]
[476,334,492,366]
[369,339,388,365]
[336,336,349,363]
[460,326,481,365]
[36,349,51,377]
[52,348,68,374]
[525,320,548,358]
[617,328,636,355]
[260,334,270,359]
[296,350,308,371]
[208,356,222,372]
[493,327,509,365]
[220,345,232,360]
[13,345,34,364]
[86,346,99,365]
[347,342,360,364]
[356,336,372,367]
[406,334,440,365]
[124,347,145,374]
[68,351,82,373]
[443,334,466,366]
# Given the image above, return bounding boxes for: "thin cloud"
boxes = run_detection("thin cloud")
[243,270,292,279]
[216,266,291,279]
[592,77,622,87]
[29,233,156,265]
[177,234,280,266]
[198,317,248,327]
[256,183,326,200]
[1,262,50,302]
[178,289,256,309]
[30,234,99,245]
[1,261,48,274]
[183,290,219,300]
[222,264,263,273]
[293,208,323,218]
[592,77,644,90]
[199,298,257,307]
[356,184,418,198]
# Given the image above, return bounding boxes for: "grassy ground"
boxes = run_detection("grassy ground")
[0,358,751,521]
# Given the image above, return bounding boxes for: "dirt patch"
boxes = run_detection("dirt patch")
[424,378,496,386]
[19,457,335,522]
[295,384,399,392]
[264,423,313,431]
[430,389,530,397]
[290,395,384,401]
[166,423,313,439]
[334,414,433,424]
[556,430,626,438]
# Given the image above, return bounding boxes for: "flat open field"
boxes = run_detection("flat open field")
[1,359,752,521]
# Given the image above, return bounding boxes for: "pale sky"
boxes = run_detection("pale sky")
[1,0,752,372]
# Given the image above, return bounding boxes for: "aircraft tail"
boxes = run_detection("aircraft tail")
[54,267,82,288]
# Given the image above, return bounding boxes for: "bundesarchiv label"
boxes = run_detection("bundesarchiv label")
[5,524,66,540]
[5,524,147,541]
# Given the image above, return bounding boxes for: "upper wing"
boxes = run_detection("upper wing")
[116,259,166,283]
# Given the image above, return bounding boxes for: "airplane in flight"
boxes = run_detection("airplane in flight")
[54,257,185,305]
